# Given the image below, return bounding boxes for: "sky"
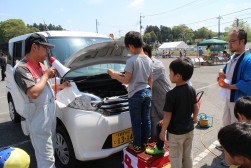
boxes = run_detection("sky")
[0,0,251,38]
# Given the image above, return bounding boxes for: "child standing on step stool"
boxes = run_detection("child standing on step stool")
[146,58,199,168]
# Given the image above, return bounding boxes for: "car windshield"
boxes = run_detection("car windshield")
[64,63,125,79]
[47,37,111,64]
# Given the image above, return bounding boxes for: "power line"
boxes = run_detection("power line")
[185,17,217,25]
[143,0,202,17]
[206,16,251,28]
[220,13,251,24]
[185,7,251,26]
[222,12,251,20]
[221,7,251,17]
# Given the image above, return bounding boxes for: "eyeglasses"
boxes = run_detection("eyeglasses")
[228,39,239,44]
[36,44,50,53]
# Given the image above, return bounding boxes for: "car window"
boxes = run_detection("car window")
[12,41,23,66]
[47,37,111,64]
[64,63,125,78]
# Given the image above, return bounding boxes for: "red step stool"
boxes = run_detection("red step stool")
[123,141,171,168]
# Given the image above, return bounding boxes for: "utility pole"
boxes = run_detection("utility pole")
[43,20,49,31]
[140,13,144,34]
[236,18,239,27]
[217,15,222,38]
[118,30,122,38]
[96,19,98,33]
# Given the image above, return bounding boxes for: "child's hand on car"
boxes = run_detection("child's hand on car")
[107,69,116,79]
[61,81,71,90]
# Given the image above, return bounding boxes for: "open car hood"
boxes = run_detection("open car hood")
[64,41,129,73]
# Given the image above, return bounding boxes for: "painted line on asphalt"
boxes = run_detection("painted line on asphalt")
[0,140,31,149]
[0,112,8,115]
[196,83,217,91]
[0,96,6,99]
[193,82,220,166]
[193,140,219,166]
[0,95,30,149]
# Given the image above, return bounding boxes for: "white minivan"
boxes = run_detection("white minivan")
[6,31,132,167]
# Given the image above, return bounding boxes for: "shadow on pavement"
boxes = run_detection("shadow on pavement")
[0,121,124,168]
[75,151,123,168]
[0,121,36,168]
[199,151,226,168]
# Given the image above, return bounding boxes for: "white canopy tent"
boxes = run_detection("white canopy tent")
[158,41,189,51]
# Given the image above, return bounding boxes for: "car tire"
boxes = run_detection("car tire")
[55,125,77,168]
[8,96,21,123]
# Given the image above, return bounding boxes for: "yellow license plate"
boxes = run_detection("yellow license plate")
[112,128,133,147]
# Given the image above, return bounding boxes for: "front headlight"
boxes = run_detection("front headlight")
[68,93,102,111]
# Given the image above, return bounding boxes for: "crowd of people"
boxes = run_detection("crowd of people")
[0,28,250,168]
[109,29,251,168]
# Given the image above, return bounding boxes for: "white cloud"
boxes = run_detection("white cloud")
[128,0,144,9]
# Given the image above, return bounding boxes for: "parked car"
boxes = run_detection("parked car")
[6,31,132,167]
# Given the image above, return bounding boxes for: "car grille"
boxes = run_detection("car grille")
[99,95,129,116]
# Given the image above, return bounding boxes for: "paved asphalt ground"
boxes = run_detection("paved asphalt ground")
[0,57,228,168]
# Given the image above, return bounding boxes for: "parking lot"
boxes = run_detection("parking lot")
[0,57,227,168]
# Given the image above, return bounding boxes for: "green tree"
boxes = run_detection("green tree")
[27,22,64,31]
[223,19,251,42]
[28,26,39,32]
[117,36,124,41]
[150,31,157,44]
[144,25,161,42]
[143,31,158,44]
[172,25,194,44]
[160,25,173,43]
[172,25,183,41]
[193,27,216,40]
[143,33,151,44]
[0,19,30,44]
[183,27,194,45]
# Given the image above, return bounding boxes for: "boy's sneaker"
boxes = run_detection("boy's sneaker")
[128,141,141,153]
[141,143,148,150]
[128,141,133,149]
[145,145,164,155]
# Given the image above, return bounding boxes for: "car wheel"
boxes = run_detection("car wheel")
[55,125,77,168]
[8,96,21,123]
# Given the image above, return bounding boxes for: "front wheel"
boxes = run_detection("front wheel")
[55,125,77,168]
[8,96,21,123]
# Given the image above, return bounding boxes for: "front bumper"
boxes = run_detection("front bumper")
[59,107,131,161]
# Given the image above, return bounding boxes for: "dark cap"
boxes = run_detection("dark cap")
[25,33,55,50]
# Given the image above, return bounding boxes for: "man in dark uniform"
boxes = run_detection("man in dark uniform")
[0,52,7,81]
